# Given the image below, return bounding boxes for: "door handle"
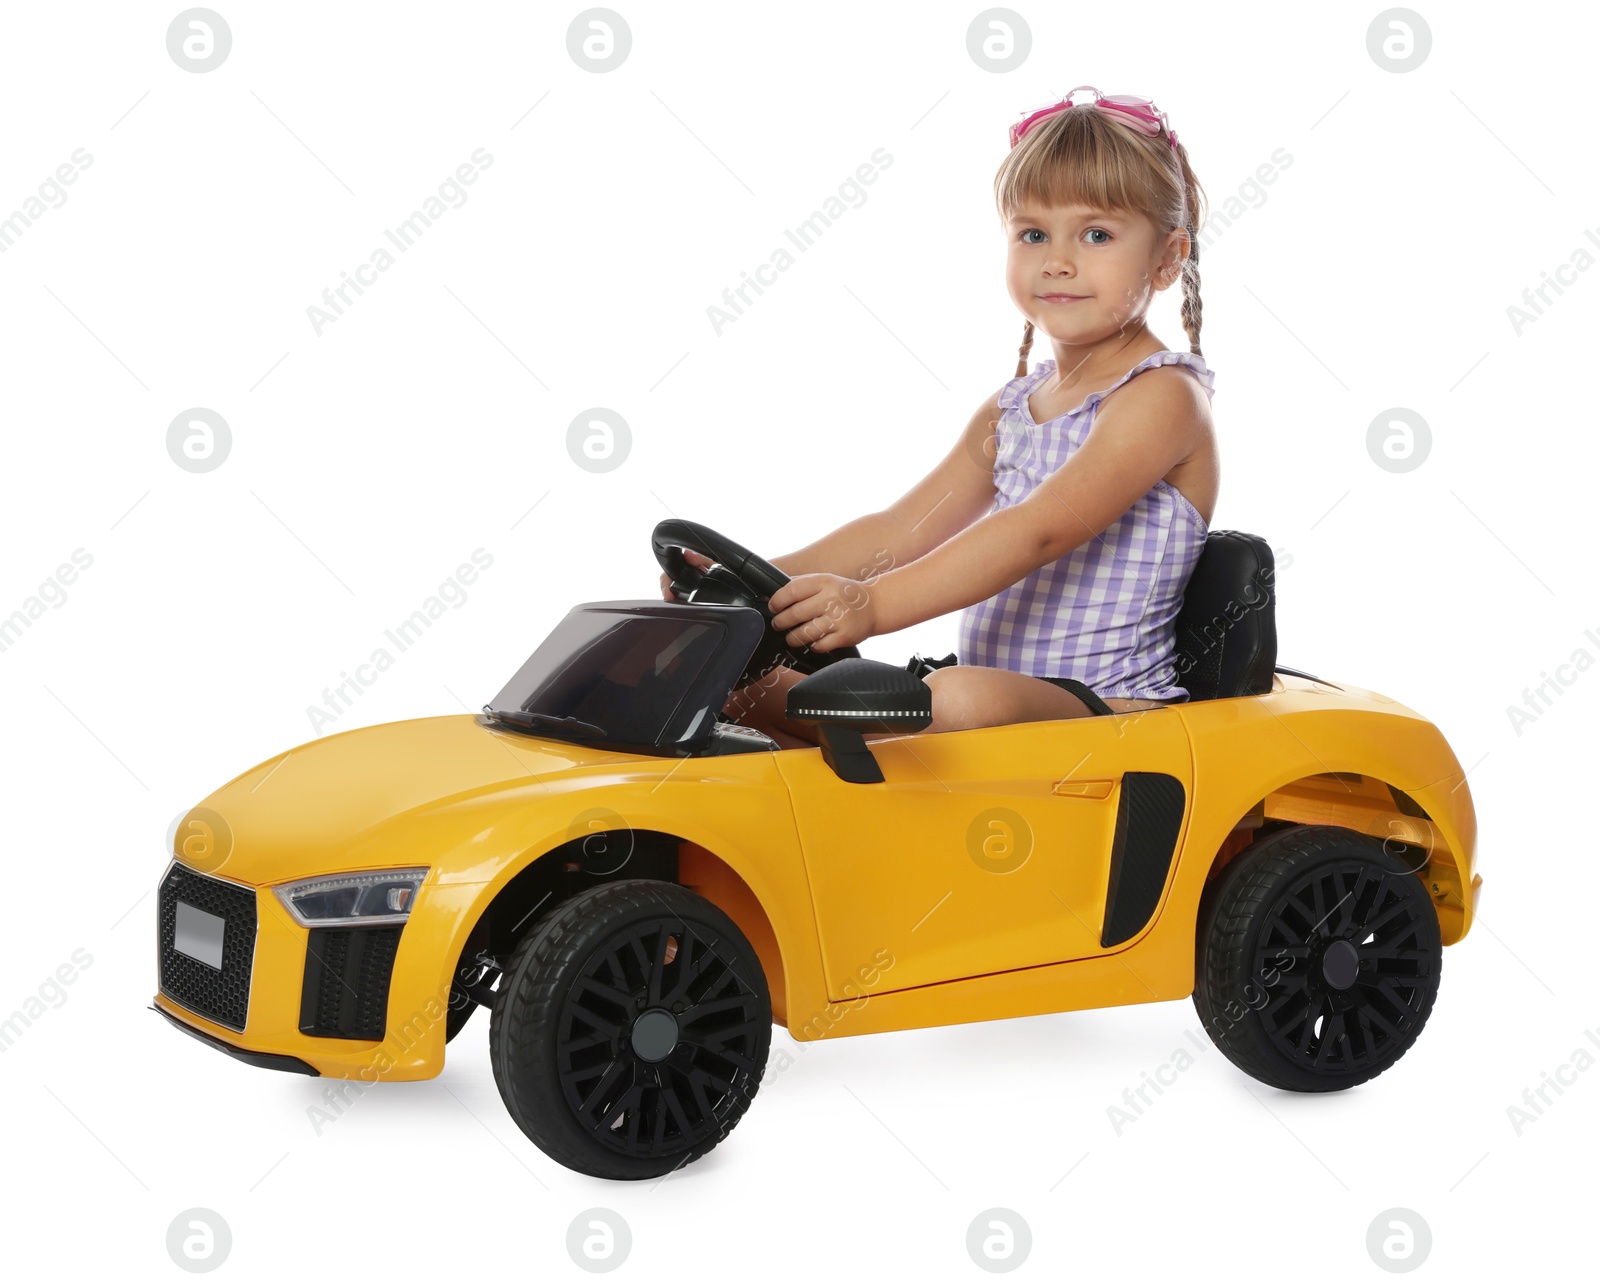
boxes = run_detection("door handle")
[1052,778,1114,799]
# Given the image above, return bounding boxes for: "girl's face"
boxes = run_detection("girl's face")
[1004,203,1189,346]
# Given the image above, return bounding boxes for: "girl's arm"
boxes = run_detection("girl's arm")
[769,513,903,582]
[770,389,1003,581]
[863,369,1209,637]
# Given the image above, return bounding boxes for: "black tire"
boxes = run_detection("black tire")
[1193,824,1442,1092]
[489,879,772,1179]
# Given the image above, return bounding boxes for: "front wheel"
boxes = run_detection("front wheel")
[1193,824,1442,1092]
[489,879,772,1179]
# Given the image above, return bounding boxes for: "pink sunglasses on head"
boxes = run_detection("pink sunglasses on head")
[1009,85,1178,151]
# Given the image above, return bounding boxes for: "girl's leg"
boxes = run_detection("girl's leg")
[900,667,1178,735]
[904,666,1088,733]
[722,665,820,749]
[722,662,1176,748]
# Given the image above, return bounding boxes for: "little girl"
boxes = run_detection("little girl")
[687,87,1218,750]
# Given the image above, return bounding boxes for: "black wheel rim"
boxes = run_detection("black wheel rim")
[556,915,766,1159]
[1251,857,1437,1077]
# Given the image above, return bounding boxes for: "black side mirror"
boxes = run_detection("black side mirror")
[786,658,933,783]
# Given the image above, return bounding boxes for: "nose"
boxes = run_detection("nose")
[1042,249,1075,278]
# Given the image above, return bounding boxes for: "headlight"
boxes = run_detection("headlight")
[273,867,429,928]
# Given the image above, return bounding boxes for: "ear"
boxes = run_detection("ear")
[1156,226,1191,291]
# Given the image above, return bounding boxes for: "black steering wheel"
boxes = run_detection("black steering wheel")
[652,518,861,687]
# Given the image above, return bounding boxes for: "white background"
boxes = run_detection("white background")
[2,1,1594,1277]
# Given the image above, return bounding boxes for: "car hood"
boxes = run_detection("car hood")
[179,714,640,886]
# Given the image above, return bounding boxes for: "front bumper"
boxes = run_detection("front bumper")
[152,1003,319,1075]
[154,861,485,1081]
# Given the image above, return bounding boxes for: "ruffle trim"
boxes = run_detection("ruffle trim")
[1002,350,1216,422]
[997,361,1056,414]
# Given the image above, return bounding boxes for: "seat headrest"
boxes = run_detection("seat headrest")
[1172,531,1277,701]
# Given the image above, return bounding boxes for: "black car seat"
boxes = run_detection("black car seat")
[1171,529,1279,701]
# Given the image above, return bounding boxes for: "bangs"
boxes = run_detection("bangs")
[995,108,1173,226]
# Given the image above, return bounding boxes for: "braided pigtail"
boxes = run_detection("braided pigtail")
[1014,319,1035,378]
[1174,144,1207,356]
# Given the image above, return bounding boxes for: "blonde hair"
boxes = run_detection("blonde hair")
[995,104,1209,377]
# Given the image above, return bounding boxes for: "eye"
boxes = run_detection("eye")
[1019,228,1046,244]
[1084,228,1112,245]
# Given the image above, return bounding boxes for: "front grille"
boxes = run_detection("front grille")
[299,926,402,1040]
[158,863,258,1032]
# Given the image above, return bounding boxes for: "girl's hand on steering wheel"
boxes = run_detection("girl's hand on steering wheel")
[767,573,878,653]
[660,548,716,600]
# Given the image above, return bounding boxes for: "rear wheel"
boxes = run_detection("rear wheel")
[1194,824,1442,1091]
[489,879,771,1179]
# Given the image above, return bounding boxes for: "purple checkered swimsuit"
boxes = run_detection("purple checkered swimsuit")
[956,349,1217,701]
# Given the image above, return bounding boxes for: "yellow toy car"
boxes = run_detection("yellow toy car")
[153,519,1480,1180]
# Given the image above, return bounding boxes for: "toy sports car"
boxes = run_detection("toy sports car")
[153,519,1480,1179]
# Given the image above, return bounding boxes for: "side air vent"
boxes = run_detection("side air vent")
[1101,772,1187,947]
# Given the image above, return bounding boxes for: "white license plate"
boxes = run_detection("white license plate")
[174,901,226,970]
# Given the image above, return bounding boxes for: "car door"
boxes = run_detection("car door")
[774,710,1193,998]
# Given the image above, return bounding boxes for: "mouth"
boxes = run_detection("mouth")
[1038,293,1090,304]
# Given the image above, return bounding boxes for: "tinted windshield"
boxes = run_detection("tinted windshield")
[485,605,740,752]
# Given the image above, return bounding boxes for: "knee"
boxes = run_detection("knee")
[921,668,974,734]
